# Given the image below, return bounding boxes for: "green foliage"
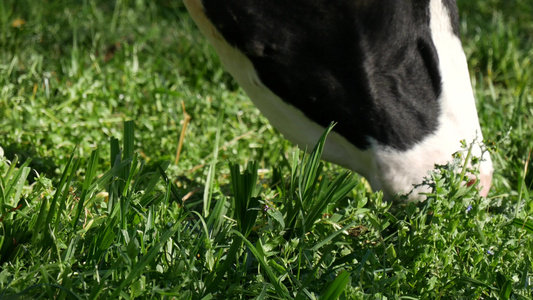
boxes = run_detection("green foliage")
[230,161,261,238]
[0,0,532,299]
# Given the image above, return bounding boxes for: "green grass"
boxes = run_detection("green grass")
[0,0,532,299]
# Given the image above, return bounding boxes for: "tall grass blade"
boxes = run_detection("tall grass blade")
[230,161,260,237]
[45,147,77,228]
[109,136,121,213]
[310,221,357,251]
[120,153,138,229]
[300,123,334,196]
[321,271,350,300]
[3,157,31,207]
[12,284,82,300]
[108,221,181,298]
[203,114,223,218]
[157,164,182,207]
[511,218,533,234]
[139,162,167,207]
[121,120,135,194]
[2,155,19,205]
[233,230,290,298]
[71,149,99,229]
[304,172,356,230]
[203,235,243,295]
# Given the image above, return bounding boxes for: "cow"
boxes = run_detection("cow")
[183,0,493,201]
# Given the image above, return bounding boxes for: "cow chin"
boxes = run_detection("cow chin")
[478,156,494,197]
[466,142,494,198]
[370,138,493,201]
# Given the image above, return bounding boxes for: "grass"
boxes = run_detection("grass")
[0,0,532,299]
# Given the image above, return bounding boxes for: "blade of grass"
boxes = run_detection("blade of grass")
[121,153,139,229]
[230,161,260,237]
[108,221,181,298]
[54,157,80,230]
[320,271,350,300]
[300,123,334,196]
[203,113,223,218]
[511,218,533,234]
[109,136,121,213]
[121,120,134,195]
[233,230,290,298]
[71,148,99,229]
[139,162,167,207]
[2,155,20,204]
[203,235,243,295]
[310,221,357,251]
[3,156,31,207]
[45,146,77,228]
[304,172,356,230]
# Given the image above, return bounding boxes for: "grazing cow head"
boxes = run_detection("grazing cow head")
[184,0,493,200]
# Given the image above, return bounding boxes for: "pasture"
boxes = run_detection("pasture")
[0,0,532,298]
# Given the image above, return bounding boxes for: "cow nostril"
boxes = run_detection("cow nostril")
[466,178,476,187]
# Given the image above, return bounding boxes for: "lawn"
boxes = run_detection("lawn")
[0,0,532,299]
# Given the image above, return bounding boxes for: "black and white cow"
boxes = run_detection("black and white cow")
[184,0,493,200]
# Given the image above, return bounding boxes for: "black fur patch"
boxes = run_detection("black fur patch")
[202,0,458,151]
